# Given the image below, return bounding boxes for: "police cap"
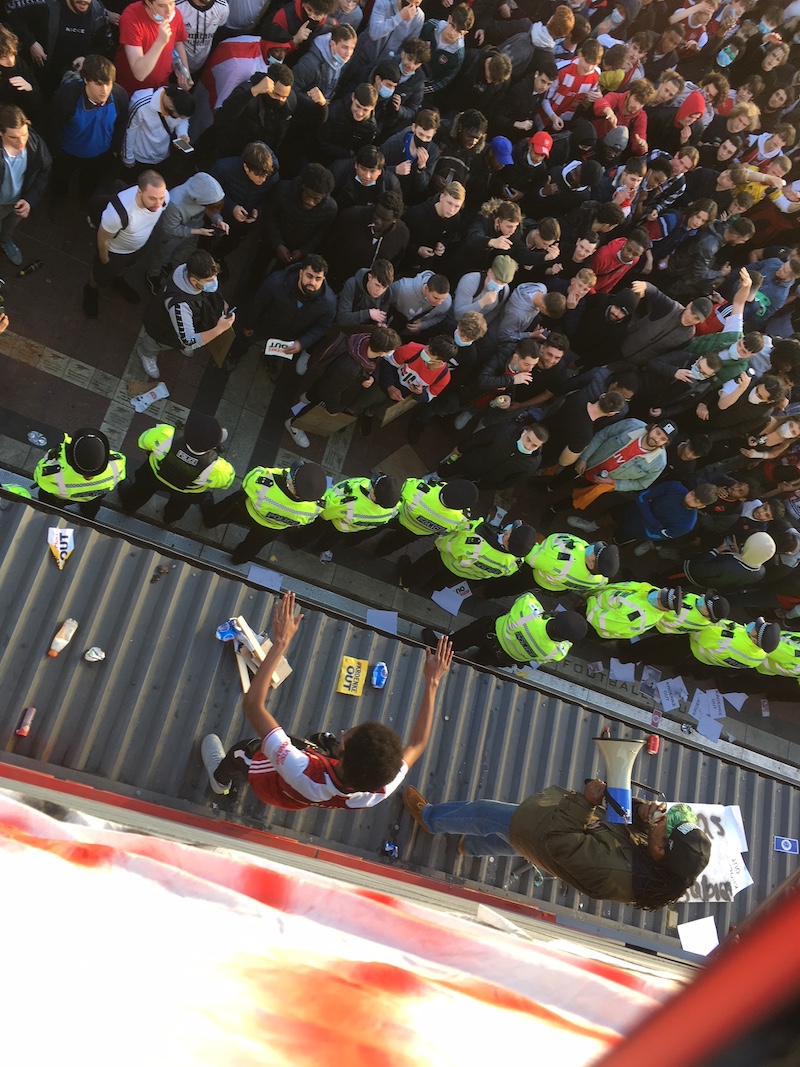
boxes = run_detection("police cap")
[185,413,224,452]
[372,473,402,508]
[68,429,110,477]
[507,523,536,557]
[546,611,587,643]
[289,460,326,501]
[593,542,619,578]
[703,593,729,623]
[440,479,478,510]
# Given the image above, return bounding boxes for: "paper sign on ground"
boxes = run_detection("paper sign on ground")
[431,582,471,616]
[688,688,709,720]
[677,916,719,956]
[366,609,398,635]
[290,401,306,415]
[609,658,635,682]
[264,338,295,359]
[723,693,748,712]
[696,716,723,742]
[723,807,748,853]
[639,665,661,698]
[706,690,725,719]
[246,565,283,592]
[655,676,685,712]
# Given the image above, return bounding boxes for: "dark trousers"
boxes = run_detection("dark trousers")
[451,615,515,666]
[203,489,288,565]
[36,487,102,519]
[374,519,424,555]
[52,151,114,200]
[403,547,457,593]
[119,460,212,523]
[284,518,383,555]
[216,737,261,788]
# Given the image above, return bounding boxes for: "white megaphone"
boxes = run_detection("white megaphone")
[593,736,646,823]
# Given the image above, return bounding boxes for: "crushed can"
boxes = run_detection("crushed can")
[371,662,388,689]
[381,840,399,862]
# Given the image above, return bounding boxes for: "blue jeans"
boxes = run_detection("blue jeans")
[422,800,519,857]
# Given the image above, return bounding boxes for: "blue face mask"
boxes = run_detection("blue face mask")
[331,51,346,68]
[487,279,503,292]
[717,46,736,67]
[202,277,219,292]
[355,173,377,186]
[453,331,471,347]
[517,437,535,454]
[757,21,772,35]
[609,7,625,25]
[378,83,394,99]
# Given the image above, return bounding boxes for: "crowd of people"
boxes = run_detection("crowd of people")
[15,0,800,906]
[6,5,800,690]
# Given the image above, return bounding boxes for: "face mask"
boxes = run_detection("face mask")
[331,51,346,68]
[757,21,772,34]
[748,387,762,404]
[487,279,503,292]
[419,349,434,363]
[721,342,739,361]
[201,277,219,292]
[378,83,394,99]
[453,331,471,347]
[717,46,736,67]
[517,438,535,454]
[609,7,625,25]
[779,422,797,439]
[646,590,663,608]
[526,150,540,167]
[266,55,281,66]
[689,363,707,381]
[152,9,175,21]
[355,173,377,186]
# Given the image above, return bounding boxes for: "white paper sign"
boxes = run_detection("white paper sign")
[655,676,685,712]
[366,609,398,635]
[264,338,296,359]
[675,803,753,904]
[696,716,723,743]
[706,690,725,719]
[431,582,471,615]
[246,565,283,591]
[723,692,748,712]
[609,658,635,681]
[678,916,719,956]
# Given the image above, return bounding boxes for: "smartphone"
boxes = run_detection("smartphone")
[746,367,756,376]
[225,306,236,318]
[172,139,194,153]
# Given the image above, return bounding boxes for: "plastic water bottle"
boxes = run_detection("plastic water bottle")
[16,706,37,737]
[371,662,388,689]
[48,618,78,657]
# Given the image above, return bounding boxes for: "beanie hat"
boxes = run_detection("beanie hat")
[507,523,537,557]
[184,412,224,452]
[491,254,517,284]
[69,429,109,477]
[660,586,683,613]
[703,593,729,623]
[593,542,620,578]
[664,818,711,887]
[546,611,587,643]
[290,461,326,501]
[753,619,780,653]
[603,126,629,150]
[440,479,478,511]
[372,474,402,508]
[740,531,776,568]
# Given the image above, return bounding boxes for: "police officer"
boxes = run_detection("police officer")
[119,414,234,522]
[690,616,780,670]
[488,534,620,599]
[408,519,537,593]
[586,583,683,641]
[1,484,32,498]
[756,629,800,681]
[375,477,479,557]
[33,428,126,519]
[205,459,327,565]
[287,473,403,562]
[654,592,730,635]
[427,595,587,668]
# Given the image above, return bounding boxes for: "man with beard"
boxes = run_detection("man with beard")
[571,289,640,369]
[7,0,113,96]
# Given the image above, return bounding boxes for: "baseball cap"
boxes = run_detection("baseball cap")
[530,131,553,157]
[490,135,514,166]
[664,818,711,887]
[593,542,620,578]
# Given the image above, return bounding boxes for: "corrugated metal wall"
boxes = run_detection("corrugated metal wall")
[1,500,798,949]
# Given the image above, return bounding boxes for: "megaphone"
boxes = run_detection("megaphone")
[593,736,645,823]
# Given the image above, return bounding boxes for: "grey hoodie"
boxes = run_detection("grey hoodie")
[153,172,225,270]
[292,33,345,100]
[501,22,555,79]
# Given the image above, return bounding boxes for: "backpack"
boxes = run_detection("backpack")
[87,180,130,235]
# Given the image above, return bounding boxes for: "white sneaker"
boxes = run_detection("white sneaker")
[285,417,309,448]
[201,734,230,795]
[295,350,311,376]
[319,549,333,564]
[219,428,228,444]
[140,354,160,379]
[634,540,653,557]
[568,515,599,533]
[454,410,472,430]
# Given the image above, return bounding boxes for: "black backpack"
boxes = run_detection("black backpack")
[87,179,130,235]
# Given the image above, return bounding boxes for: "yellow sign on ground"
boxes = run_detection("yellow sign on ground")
[337,656,369,696]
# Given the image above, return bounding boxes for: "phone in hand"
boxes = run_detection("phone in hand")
[172,138,194,153]
[225,306,236,318]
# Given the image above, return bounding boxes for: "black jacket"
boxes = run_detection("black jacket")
[328,157,400,211]
[315,94,378,164]
[438,422,542,489]
[212,73,328,157]
[319,205,409,291]
[260,177,338,256]
[7,0,113,79]
[243,263,336,347]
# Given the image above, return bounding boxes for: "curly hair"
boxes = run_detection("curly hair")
[631,843,694,911]
[339,723,403,792]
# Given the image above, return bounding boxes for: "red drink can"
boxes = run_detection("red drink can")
[647,733,660,755]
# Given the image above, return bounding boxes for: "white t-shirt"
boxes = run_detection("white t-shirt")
[101,185,170,255]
